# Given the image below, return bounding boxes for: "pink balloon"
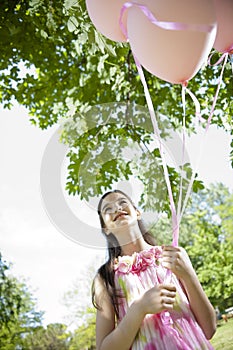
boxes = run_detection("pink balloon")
[85,0,127,42]
[213,0,233,53]
[127,0,217,84]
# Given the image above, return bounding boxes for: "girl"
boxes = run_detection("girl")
[92,190,216,350]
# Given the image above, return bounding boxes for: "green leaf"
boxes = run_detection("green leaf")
[64,0,79,10]
[67,16,79,32]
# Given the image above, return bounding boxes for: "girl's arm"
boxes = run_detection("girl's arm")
[162,246,216,339]
[94,274,177,350]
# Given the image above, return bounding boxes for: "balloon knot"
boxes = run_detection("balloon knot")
[224,44,233,55]
[181,81,188,88]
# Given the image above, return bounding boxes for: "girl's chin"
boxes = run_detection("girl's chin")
[113,218,138,230]
[115,215,128,222]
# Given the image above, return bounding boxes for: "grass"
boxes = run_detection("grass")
[210,318,233,350]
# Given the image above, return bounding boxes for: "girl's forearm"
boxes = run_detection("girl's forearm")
[98,300,144,350]
[181,272,216,339]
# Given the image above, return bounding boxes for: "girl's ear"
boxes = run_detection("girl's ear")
[103,227,110,235]
[137,210,142,220]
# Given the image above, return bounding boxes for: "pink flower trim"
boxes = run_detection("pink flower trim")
[114,247,162,274]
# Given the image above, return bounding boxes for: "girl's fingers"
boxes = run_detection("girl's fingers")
[160,285,177,300]
[160,288,176,297]
[162,245,180,252]
[161,297,175,305]
[160,285,177,309]
[160,284,176,292]
[162,246,194,280]
[163,259,178,266]
[163,303,174,310]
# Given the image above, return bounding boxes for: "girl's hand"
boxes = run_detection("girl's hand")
[139,284,177,316]
[162,246,195,281]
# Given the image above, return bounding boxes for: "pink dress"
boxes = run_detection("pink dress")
[114,246,214,350]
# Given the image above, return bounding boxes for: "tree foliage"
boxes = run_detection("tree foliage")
[69,308,96,350]
[0,253,43,349]
[62,255,103,329]
[23,323,71,350]
[62,259,100,349]
[0,0,232,207]
[0,254,74,349]
[184,184,233,311]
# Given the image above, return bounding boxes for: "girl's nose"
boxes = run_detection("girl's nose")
[115,203,122,211]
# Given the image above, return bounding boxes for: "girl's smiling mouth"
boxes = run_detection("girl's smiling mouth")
[114,212,128,221]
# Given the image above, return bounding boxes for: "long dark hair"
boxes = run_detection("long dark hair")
[92,190,156,320]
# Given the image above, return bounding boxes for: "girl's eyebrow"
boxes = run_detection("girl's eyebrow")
[101,197,128,211]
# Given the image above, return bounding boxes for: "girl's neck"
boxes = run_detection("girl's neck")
[110,220,152,256]
[120,237,152,256]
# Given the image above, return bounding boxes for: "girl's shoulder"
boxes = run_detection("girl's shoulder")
[92,271,113,308]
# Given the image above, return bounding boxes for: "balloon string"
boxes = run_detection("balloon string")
[176,86,186,222]
[133,54,179,249]
[179,86,202,220]
[179,52,229,219]
[119,2,215,241]
[119,2,226,245]
[206,52,229,130]
[119,2,181,248]
[119,0,213,316]
[120,2,215,34]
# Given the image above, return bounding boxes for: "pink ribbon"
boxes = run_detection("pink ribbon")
[120,2,215,38]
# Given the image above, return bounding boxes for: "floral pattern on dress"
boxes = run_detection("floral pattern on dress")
[114,246,162,274]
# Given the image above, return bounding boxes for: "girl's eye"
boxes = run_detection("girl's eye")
[119,200,128,206]
[104,207,112,214]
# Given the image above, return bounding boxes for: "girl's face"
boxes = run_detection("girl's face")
[100,192,140,233]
